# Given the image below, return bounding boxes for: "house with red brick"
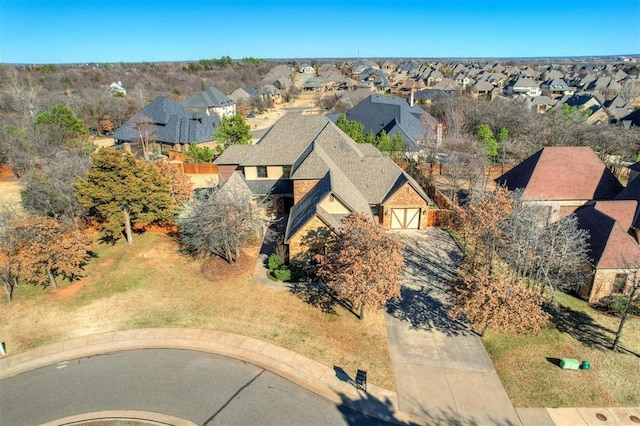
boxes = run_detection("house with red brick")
[214,113,432,261]
[496,146,640,303]
[574,200,640,302]
[496,146,623,223]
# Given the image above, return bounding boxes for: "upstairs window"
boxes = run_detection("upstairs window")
[282,165,292,178]
[257,166,267,178]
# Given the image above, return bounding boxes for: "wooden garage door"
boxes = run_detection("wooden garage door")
[390,208,420,229]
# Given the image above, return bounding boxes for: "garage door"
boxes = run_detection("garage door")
[390,208,420,229]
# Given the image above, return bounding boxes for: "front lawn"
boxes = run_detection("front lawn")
[0,232,395,390]
[484,292,640,407]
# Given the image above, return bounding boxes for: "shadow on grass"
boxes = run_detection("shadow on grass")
[546,304,612,350]
[546,357,562,368]
[287,281,337,314]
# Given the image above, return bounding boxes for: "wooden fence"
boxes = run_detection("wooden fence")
[168,162,218,175]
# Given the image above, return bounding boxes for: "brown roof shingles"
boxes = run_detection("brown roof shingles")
[497,146,623,201]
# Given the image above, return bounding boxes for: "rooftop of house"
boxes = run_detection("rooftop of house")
[183,86,234,109]
[574,201,640,269]
[496,146,623,201]
[113,96,219,145]
[215,113,431,208]
[342,94,437,149]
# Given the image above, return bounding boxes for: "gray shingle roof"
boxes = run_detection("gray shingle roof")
[183,86,234,109]
[215,145,253,165]
[113,96,219,145]
[342,94,437,150]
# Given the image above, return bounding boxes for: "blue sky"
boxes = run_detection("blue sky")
[1,0,639,64]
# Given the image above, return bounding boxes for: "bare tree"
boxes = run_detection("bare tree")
[179,175,268,263]
[618,80,640,103]
[612,255,640,351]
[0,202,20,301]
[132,114,157,161]
[2,67,41,124]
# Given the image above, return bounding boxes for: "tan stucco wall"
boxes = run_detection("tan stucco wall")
[319,194,350,214]
[524,199,590,223]
[267,166,283,179]
[381,182,429,230]
[245,166,257,180]
[288,216,327,260]
[584,268,633,303]
[294,179,320,203]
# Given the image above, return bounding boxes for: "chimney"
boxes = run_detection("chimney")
[436,123,443,146]
[410,87,415,107]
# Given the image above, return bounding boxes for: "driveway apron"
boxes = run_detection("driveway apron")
[385,229,521,425]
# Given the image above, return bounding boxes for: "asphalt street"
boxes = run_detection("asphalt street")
[0,349,391,426]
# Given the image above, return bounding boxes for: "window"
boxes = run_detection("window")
[370,205,380,217]
[282,165,292,178]
[257,166,267,178]
[612,273,627,294]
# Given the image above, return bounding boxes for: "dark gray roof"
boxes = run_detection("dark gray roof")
[342,94,437,150]
[183,86,234,109]
[414,88,454,100]
[113,96,219,145]
[245,179,293,196]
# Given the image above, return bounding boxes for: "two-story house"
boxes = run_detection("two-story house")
[214,113,432,261]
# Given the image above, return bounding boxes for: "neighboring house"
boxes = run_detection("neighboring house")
[229,87,254,105]
[412,88,454,104]
[183,86,236,118]
[621,108,640,129]
[560,93,609,124]
[214,114,432,261]
[496,146,623,222]
[338,94,439,151]
[433,78,462,93]
[541,78,575,98]
[106,81,126,96]
[471,80,495,98]
[573,200,640,302]
[260,84,285,104]
[605,95,635,121]
[113,96,219,152]
[530,95,557,113]
[505,76,542,97]
[303,76,326,91]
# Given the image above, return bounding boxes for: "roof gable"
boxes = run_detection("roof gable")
[496,147,622,200]
[184,86,234,109]
[575,203,640,269]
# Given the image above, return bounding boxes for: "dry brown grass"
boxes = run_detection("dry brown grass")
[484,293,640,407]
[0,233,395,390]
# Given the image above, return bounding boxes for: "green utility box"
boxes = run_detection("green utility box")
[580,361,591,370]
[560,358,580,370]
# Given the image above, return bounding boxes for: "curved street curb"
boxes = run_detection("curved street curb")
[0,328,423,425]
[40,410,196,426]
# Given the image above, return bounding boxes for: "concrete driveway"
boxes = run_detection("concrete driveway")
[385,229,521,425]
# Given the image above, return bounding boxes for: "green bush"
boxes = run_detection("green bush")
[268,254,283,271]
[596,296,640,316]
[273,268,291,282]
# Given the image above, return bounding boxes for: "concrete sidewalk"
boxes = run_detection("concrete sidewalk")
[1,329,639,425]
